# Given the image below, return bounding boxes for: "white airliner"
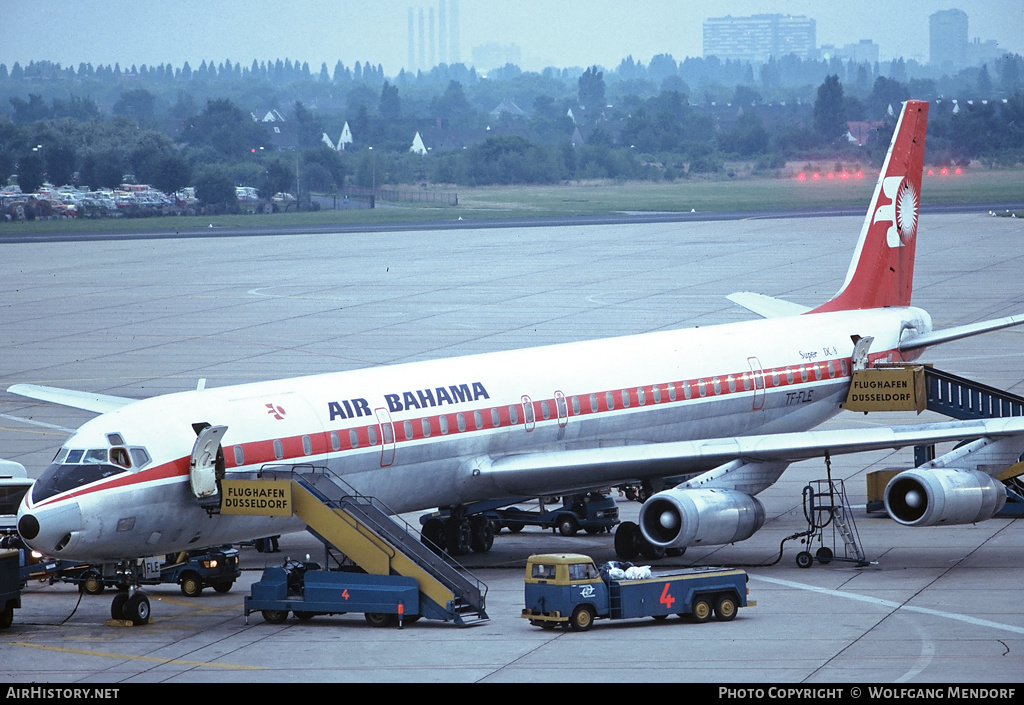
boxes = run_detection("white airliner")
[10,101,1024,622]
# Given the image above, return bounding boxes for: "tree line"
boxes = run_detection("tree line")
[1,52,1022,208]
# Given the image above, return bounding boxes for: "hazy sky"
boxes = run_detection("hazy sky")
[2,1,1021,74]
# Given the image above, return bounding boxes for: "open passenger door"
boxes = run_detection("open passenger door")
[190,424,227,500]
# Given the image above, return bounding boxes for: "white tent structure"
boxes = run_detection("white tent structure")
[410,131,428,155]
[338,121,353,151]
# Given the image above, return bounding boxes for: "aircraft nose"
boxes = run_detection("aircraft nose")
[17,513,39,540]
[18,501,83,555]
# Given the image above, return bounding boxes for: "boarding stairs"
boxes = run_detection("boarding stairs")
[258,465,488,626]
[915,367,1024,516]
[802,479,869,567]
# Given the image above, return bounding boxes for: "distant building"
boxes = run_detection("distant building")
[489,99,525,119]
[407,1,459,72]
[820,39,879,65]
[703,14,816,63]
[472,42,522,72]
[930,9,968,68]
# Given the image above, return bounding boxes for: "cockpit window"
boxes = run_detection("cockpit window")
[109,447,131,469]
[31,449,130,503]
[83,449,107,464]
[130,447,151,469]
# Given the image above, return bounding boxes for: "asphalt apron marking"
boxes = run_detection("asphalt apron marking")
[6,641,265,670]
[751,574,1024,635]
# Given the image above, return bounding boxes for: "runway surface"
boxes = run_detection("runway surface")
[1,211,1022,683]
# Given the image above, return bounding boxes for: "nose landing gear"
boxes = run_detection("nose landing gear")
[110,588,151,625]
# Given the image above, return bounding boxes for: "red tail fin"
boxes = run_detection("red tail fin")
[811,100,929,313]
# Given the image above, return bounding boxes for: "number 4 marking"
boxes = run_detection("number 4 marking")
[660,583,675,610]
[342,589,350,600]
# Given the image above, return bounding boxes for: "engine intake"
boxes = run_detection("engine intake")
[884,468,1006,527]
[639,488,765,549]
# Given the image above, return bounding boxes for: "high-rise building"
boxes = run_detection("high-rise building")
[703,14,817,63]
[439,0,448,65]
[407,2,459,71]
[449,0,460,64]
[929,9,968,68]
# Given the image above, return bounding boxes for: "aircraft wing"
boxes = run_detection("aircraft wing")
[6,384,136,414]
[899,313,1024,351]
[478,416,1024,497]
[727,292,810,318]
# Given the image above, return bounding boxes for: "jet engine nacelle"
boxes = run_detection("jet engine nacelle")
[638,488,765,549]
[884,468,1006,527]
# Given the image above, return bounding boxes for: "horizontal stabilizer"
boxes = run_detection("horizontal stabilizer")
[727,292,810,318]
[7,384,135,414]
[899,313,1024,351]
[476,416,1024,498]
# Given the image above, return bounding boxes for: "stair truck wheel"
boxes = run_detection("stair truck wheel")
[816,547,834,564]
[262,610,288,625]
[796,551,814,569]
[365,612,397,628]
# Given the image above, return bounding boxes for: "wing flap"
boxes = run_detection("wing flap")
[477,417,1024,497]
[7,383,135,414]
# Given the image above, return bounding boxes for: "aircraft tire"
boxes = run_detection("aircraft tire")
[470,516,494,553]
[111,592,129,620]
[445,519,472,556]
[420,518,445,555]
[614,521,642,560]
[124,593,150,625]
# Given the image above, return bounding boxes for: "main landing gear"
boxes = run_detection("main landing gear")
[613,521,684,561]
[420,510,494,556]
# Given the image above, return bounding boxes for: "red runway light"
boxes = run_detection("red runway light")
[812,173,820,180]
[797,173,806,181]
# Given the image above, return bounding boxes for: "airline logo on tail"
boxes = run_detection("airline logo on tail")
[875,175,919,248]
[810,100,928,313]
